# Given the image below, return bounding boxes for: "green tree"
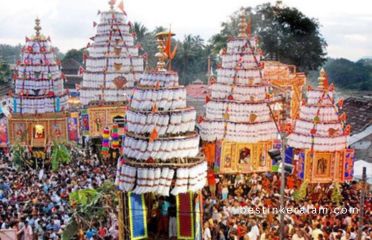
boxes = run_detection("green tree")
[63,48,84,65]
[331,182,343,205]
[0,44,22,64]
[324,58,371,90]
[62,181,117,240]
[293,180,308,202]
[173,34,209,85]
[51,141,71,172]
[10,143,27,169]
[0,61,11,82]
[210,3,327,72]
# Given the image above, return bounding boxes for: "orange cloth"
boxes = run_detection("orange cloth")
[287,176,295,189]
[203,143,216,164]
[207,169,216,185]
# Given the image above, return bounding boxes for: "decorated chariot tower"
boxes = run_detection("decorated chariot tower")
[79,0,144,137]
[8,18,69,149]
[115,31,206,240]
[287,69,354,183]
[200,10,278,174]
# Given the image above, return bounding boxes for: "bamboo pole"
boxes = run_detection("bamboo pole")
[117,191,125,240]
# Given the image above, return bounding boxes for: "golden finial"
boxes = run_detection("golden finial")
[155,31,175,72]
[238,7,248,38]
[34,17,42,38]
[108,0,115,10]
[318,68,329,90]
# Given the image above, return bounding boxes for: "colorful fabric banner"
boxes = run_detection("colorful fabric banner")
[285,147,293,164]
[296,151,305,180]
[128,193,147,240]
[194,194,202,240]
[80,111,90,132]
[177,192,194,239]
[214,140,222,172]
[344,149,354,181]
[13,98,17,113]
[56,97,60,112]
[0,118,8,147]
[67,117,78,141]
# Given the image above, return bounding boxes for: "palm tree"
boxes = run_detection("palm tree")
[133,22,149,43]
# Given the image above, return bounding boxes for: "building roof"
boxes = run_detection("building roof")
[61,58,81,72]
[343,95,372,134]
[186,82,208,99]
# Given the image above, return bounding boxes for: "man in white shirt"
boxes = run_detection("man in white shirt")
[311,224,323,240]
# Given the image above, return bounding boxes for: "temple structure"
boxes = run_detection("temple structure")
[79,0,144,137]
[287,69,354,183]
[115,31,206,240]
[200,10,278,173]
[116,31,206,195]
[262,61,306,119]
[8,18,69,148]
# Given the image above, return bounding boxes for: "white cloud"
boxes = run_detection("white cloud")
[0,0,371,60]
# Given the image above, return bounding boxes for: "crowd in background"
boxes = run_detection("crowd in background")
[0,150,371,240]
[0,150,118,239]
[201,173,372,240]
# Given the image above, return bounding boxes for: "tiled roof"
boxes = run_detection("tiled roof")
[343,95,372,134]
[186,83,208,99]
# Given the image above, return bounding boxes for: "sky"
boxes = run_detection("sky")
[0,0,371,61]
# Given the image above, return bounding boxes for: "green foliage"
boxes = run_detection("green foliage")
[131,23,209,85]
[63,181,117,239]
[210,3,327,72]
[293,180,308,202]
[331,182,343,205]
[0,61,11,82]
[10,143,26,169]
[325,58,372,90]
[62,48,84,65]
[0,44,22,64]
[51,141,71,172]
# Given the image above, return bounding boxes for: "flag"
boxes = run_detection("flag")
[78,66,85,76]
[149,128,158,142]
[338,112,347,122]
[164,31,176,60]
[117,0,127,15]
[344,124,351,135]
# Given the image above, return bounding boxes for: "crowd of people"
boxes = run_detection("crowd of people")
[0,148,371,240]
[201,173,372,240]
[0,149,118,239]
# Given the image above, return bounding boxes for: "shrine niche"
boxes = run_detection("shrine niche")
[219,141,272,174]
[9,112,68,147]
[85,101,127,138]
